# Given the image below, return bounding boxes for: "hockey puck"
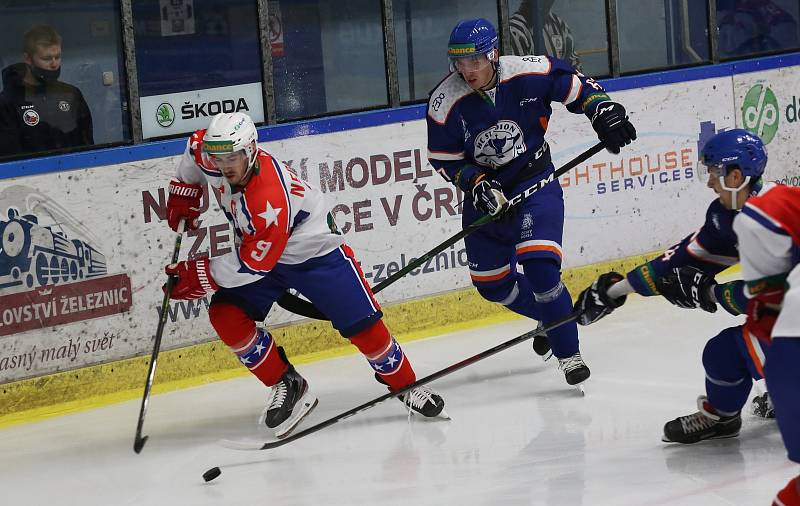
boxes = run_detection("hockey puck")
[203,467,222,482]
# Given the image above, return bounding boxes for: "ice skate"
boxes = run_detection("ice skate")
[398,385,449,419]
[662,395,741,444]
[557,352,590,390]
[261,366,318,439]
[531,322,553,361]
[752,391,775,419]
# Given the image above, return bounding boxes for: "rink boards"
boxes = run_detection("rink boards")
[0,54,798,422]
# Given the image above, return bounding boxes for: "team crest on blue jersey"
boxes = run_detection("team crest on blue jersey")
[473,120,527,169]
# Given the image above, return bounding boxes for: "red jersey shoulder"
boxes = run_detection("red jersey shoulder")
[748,185,800,243]
[240,152,291,235]
[256,150,308,198]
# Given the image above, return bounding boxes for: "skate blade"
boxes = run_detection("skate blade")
[661,431,740,444]
[540,350,553,362]
[402,405,452,421]
[573,384,585,396]
[275,394,319,439]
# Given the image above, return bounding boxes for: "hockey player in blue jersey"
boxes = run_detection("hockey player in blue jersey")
[574,129,777,443]
[426,18,636,386]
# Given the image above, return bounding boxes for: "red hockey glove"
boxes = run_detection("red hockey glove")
[166,180,202,232]
[744,276,787,343]
[163,256,219,300]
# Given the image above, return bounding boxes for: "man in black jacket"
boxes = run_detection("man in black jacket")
[0,25,93,158]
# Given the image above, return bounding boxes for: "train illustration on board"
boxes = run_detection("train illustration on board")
[0,207,107,290]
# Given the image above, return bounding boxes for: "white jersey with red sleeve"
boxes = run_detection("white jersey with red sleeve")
[173,130,344,288]
[733,184,800,338]
[733,185,800,283]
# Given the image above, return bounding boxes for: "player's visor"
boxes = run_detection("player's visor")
[696,161,726,183]
[202,149,247,170]
[451,53,492,73]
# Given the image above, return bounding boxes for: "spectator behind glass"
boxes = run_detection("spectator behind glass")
[0,25,93,158]
[509,0,583,72]
[718,0,799,58]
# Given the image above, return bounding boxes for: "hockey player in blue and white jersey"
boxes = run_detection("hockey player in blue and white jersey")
[574,129,778,443]
[426,18,636,386]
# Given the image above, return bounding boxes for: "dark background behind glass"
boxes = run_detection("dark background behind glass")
[133,0,262,97]
[273,0,387,121]
[717,0,800,59]
[0,0,129,146]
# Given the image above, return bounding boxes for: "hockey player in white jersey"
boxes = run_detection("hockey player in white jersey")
[733,184,800,506]
[163,112,446,438]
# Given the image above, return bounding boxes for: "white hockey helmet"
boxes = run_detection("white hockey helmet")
[202,112,259,169]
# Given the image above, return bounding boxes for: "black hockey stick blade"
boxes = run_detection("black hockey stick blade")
[275,142,604,320]
[133,221,185,454]
[219,310,579,451]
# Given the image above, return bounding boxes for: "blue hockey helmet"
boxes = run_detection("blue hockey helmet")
[700,128,767,178]
[448,18,498,59]
[700,128,767,209]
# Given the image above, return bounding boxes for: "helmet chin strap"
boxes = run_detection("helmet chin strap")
[480,49,499,90]
[479,65,498,91]
[718,174,751,210]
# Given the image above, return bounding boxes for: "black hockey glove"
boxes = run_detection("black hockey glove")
[656,266,717,313]
[591,101,637,154]
[574,272,627,326]
[470,174,509,217]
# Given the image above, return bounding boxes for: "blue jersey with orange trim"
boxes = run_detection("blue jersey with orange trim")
[174,131,343,288]
[426,54,610,191]
[626,183,778,315]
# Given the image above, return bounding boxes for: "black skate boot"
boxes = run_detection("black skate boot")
[557,352,590,385]
[398,385,448,418]
[662,396,741,444]
[263,365,318,439]
[752,391,775,419]
[532,322,553,361]
[373,373,449,419]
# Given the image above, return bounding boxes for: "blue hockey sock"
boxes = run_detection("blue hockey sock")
[503,273,541,321]
[523,259,578,358]
[703,327,753,414]
[534,284,578,357]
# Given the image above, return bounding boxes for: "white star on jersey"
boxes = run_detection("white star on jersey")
[258,202,282,228]
[254,343,266,355]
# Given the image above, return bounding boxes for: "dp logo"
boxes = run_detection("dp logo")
[742,84,779,144]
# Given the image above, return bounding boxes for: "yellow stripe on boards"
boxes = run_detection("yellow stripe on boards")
[2,250,727,429]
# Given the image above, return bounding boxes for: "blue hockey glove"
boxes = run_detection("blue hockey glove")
[591,101,636,154]
[470,174,509,217]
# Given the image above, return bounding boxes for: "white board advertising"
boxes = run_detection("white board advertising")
[732,65,800,186]
[139,83,265,140]
[1,67,791,384]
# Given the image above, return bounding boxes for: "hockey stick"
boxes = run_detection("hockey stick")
[133,220,186,454]
[217,309,579,452]
[276,142,604,320]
